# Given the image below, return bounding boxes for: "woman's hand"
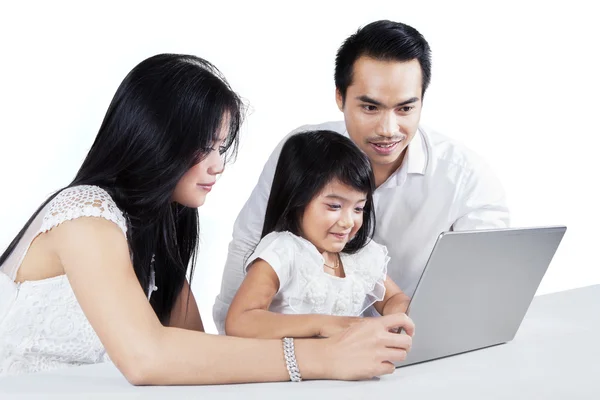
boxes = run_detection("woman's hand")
[317,315,364,338]
[304,313,415,380]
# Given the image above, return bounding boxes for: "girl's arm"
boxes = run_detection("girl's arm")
[225,259,361,339]
[374,275,411,316]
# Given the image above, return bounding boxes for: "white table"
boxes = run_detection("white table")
[1,285,599,399]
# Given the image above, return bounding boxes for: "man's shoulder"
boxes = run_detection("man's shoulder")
[420,125,489,174]
[268,121,347,158]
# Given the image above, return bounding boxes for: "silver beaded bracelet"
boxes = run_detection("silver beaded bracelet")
[282,337,302,382]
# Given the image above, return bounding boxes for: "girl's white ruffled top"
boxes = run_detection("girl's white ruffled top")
[245,231,390,316]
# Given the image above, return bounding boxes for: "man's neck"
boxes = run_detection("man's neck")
[373,150,407,188]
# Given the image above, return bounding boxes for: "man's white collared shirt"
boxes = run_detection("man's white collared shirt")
[213,121,509,333]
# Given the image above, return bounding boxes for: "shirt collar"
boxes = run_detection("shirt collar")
[406,127,428,176]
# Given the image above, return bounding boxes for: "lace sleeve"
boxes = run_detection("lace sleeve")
[40,185,128,236]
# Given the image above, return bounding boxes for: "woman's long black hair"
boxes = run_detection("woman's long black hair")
[261,130,376,254]
[0,54,243,324]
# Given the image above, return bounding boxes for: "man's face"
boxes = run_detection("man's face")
[337,56,423,171]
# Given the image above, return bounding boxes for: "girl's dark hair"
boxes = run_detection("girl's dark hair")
[0,54,244,324]
[261,130,375,254]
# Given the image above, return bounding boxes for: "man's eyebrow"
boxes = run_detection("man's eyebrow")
[356,95,420,107]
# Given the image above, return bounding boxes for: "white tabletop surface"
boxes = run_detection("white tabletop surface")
[1,285,599,399]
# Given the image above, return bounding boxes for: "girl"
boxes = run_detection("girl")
[0,54,414,382]
[225,130,411,339]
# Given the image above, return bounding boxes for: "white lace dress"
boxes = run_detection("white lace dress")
[245,231,390,316]
[0,185,155,376]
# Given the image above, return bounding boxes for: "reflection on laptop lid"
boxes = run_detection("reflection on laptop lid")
[396,226,566,367]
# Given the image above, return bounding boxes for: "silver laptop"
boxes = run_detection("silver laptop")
[396,226,567,367]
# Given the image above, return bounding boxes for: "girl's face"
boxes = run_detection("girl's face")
[172,123,228,208]
[299,179,367,254]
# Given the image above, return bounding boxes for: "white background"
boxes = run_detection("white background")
[1,1,598,333]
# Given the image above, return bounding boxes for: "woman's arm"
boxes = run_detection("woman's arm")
[51,217,414,385]
[168,280,204,331]
[225,259,361,339]
[374,275,411,316]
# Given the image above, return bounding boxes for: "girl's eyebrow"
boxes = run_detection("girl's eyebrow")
[324,194,367,202]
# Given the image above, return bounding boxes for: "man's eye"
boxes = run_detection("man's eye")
[362,105,377,112]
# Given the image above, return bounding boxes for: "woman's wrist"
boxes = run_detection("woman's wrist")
[312,314,329,337]
[293,337,330,380]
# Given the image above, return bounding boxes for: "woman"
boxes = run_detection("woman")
[0,53,414,383]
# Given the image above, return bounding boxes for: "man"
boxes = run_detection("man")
[213,20,509,334]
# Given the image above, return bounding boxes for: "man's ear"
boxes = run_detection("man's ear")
[335,88,344,112]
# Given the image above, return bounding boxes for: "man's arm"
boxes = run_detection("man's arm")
[452,158,510,230]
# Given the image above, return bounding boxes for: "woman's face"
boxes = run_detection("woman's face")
[172,124,228,208]
[299,179,367,254]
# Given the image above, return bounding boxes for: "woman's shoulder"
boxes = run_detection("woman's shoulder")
[40,185,127,236]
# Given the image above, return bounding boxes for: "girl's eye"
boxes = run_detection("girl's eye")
[327,204,341,210]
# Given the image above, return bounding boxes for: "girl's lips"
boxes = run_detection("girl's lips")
[330,232,349,239]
